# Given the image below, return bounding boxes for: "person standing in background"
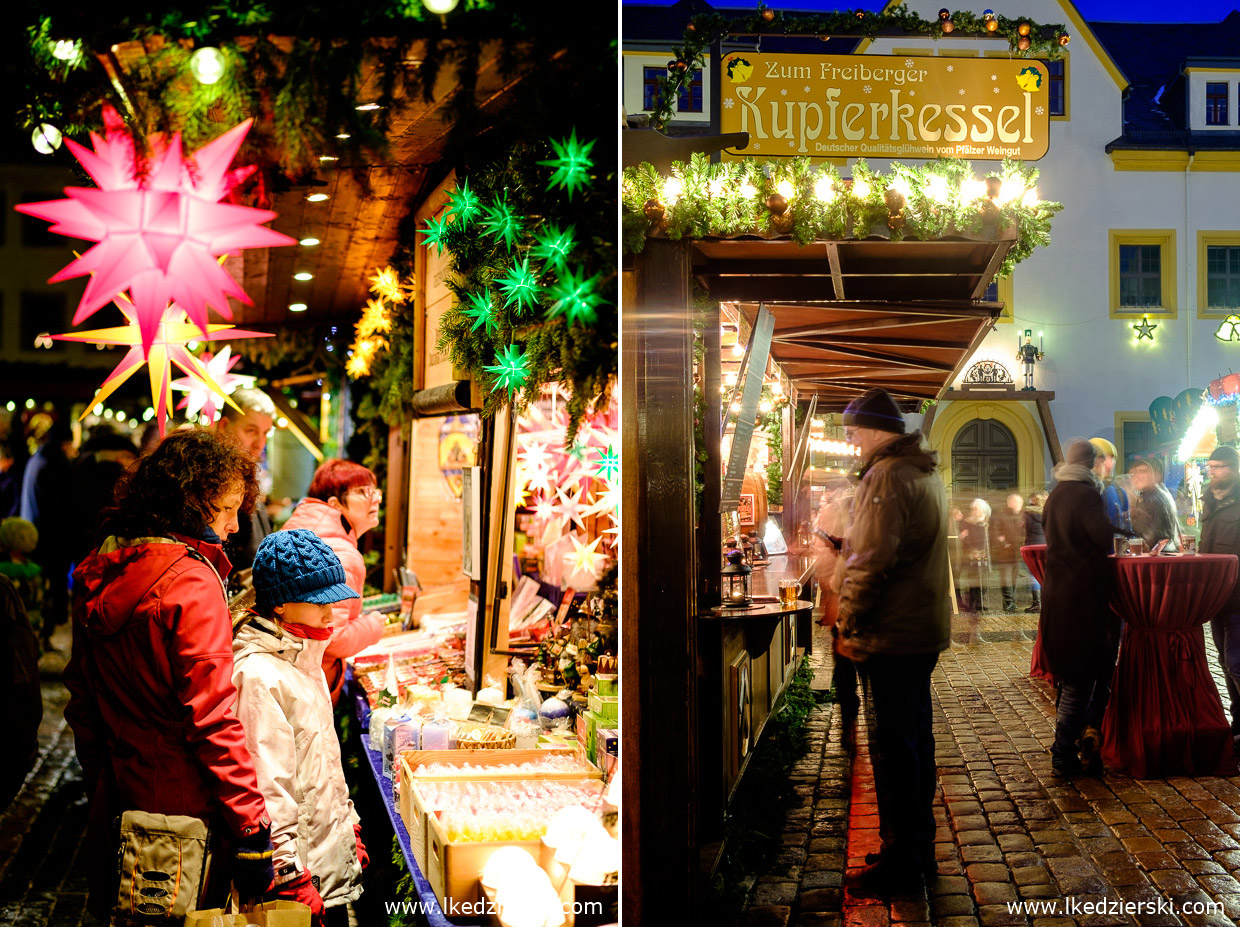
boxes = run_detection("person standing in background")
[1089,437,1128,533]
[216,388,277,576]
[20,420,74,649]
[1023,491,1047,613]
[992,493,1025,613]
[1200,445,1240,749]
[1129,459,1181,551]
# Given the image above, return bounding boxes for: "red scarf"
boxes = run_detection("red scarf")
[280,621,333,641]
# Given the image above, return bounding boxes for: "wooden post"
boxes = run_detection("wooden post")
[701,310,722,608]
[383,424,408,593]
[623,239,698,924]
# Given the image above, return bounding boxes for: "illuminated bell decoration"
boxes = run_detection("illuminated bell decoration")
[189,47,226,85]
[1214,315,1240,342]
[721,548,753,606]
[1017,36,1031,50]
[1017,21,1031,36]
[643,198,665,222]
[32,123,63,155]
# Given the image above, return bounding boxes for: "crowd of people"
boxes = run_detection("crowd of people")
[1,392,389,924]
[812,387,1226,900]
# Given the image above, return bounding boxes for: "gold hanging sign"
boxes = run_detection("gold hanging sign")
[720,53,1051,162]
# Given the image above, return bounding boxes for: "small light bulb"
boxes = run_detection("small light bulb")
[724,372,738,386]
[306,193,329,202]
[776,179,795,200]
[663,178,684,205]
[924,174,949,203]
[730,402,741,412]
[852,178,871,199]
[731,343,745,358]
[93,404,103,415]
[189,47,227,85]
[772,382,783,396]
[25,399,35,410]
[318,155,339,162]
[335,132,351,140]
[760,400,773,412]
[4,402,13,412]
[1021,187,1040,208]
[707,178,725,197]
[116,411,126,422]
[739,182,758,198]
[961,178,986,202]
[814,175,835,201]
[277,417,289,428]
[998,179,1024,205]
[51,39,81,61]
[355,102,382,112]
[890,176,912,199]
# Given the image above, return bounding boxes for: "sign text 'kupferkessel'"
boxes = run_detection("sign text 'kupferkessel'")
[720,53,1051,162]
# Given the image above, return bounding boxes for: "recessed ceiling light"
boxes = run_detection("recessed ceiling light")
[299,237,321,246]
[289,303,307,312]
[293,272,314,281]
[355,103,382,112]
[306,193,329,202]
[336,132,351,140]
[318,155,338,162]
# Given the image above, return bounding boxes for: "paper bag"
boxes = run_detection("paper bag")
[184,900,311,927]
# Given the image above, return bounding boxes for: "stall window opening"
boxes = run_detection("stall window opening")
[1119,244,1163,308]
[1208,245,1240,310]
[1206,81,1229,126]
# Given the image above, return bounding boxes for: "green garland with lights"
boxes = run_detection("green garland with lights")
[623,154,1062,278]
[652,4,1070,131]
[428,135,617,441]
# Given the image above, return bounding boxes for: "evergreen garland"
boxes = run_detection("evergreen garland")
[652,4,1070,130]
[624,154,1062,278]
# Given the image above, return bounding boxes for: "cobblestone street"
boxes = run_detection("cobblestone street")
[743,609,1240,927]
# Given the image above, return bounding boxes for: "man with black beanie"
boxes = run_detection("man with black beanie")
[835,388,951,895]
[1201,445,1240,747]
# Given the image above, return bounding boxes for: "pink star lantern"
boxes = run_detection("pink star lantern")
[54,298,271,436]
[171,346,255,421]
[552,484,590,532]
[16,105,295,358]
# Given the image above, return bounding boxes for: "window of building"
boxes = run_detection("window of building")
[642,66,663,113]
[1198,232,1240,316]
[1206,81,1229,126]
[983,275,1014,322]
[1048,60,1066,117]
[1109,230,1177,317]
[678,69,703,113]
[1119,416,1157,474]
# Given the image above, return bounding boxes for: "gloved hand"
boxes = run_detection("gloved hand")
[354,823,369,870]
[268,869,325,917]
[231,827,275,903]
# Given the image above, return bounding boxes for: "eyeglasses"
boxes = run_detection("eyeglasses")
[352,487,383,502]
[1208,464,1232,472]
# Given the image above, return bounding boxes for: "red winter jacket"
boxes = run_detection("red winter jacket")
[64,535,269,844]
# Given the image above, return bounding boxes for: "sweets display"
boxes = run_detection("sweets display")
[420,780,607,843]
[411,755,590,779]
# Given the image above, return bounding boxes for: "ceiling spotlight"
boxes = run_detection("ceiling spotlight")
[299,237,321,246]
[306,193,329,202]
[355,102,383,112]
[318,155,339,162]
[293,272,314,281]
[289,303,308,312]
[335,132,351,140]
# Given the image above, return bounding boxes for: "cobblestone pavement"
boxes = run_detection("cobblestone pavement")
[744,608,1240,927]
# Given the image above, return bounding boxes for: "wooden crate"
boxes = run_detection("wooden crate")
[423,779,606,909]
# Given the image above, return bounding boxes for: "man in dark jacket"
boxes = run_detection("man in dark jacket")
[1200,445,1240,745]
[993,493,1025,612]
[1129,459,1181,552]
[836,388,950,895]
[20,420,75,647]
[1041,439,1119,777]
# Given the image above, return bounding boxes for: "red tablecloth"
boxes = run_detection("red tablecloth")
[1021,544,1239,778]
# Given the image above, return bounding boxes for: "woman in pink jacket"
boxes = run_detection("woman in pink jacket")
[282,460,385,704]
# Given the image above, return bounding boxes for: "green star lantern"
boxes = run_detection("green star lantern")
[484,343,531,397]
[594,444,619,483]
[446,179,481,226]
[462,291,498,334]
[497,257,540,315]
[531,223,577,270]
[546,266,603,325]
[481,198,524,251]
[420,214,452,256]
[538,129,595,200]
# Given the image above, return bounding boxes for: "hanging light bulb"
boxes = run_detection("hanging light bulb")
[924,174,949,203]
[1021,187,1040,208]
[422,0,460,11]
[732,342,745,358]
[663,177,684,205]
[851,178,871,199]
[31,123,63,155]
[776,179,795,200]
[739,181,758,198]
[814,175,835,201]
[189,47,227,85]
[960,178,986,202]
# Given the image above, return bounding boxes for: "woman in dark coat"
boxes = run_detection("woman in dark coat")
[1023,490,1047,611]
[1040,440,1118,776]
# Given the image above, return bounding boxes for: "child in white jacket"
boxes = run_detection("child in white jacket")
[233,528,368,925]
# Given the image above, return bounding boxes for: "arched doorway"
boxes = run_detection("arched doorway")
[951,419,1017,494]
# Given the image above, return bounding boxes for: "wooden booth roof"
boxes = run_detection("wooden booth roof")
[697,236,1013,411]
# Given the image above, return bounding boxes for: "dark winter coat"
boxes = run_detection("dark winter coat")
[991,510,1025,564]
[0,574,41,805]
[1130,485,1181,552]
[836,431,951,660]
[64,534,269,911]
[1023,505,1045,546]
[1039,466,1118,681]
[959,521,988,565]
[1200,480,1240,612]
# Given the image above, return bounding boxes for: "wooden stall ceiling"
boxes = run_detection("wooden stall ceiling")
[107,37,531,329]
[406,416,470,613]
[696,236,1014,411]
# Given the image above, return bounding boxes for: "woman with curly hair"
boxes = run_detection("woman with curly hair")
[281,459,385,705]
[64,430,275,918]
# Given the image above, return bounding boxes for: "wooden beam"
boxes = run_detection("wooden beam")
[941,390,1058,402]
[775,341,959,372]
[970,239,1015,300]
[826,241,846,299]
[265,388,325,461]
[1036,397,1064,465]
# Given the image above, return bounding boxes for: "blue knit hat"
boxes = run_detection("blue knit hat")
[253,528,360,616]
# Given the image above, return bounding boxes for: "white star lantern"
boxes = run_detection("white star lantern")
[171,346,254,421]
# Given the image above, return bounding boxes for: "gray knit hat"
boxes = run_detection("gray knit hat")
[842,388,906,434]
[1065,439,1097,468]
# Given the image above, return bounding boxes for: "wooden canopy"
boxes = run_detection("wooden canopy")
[694,235,1015,410]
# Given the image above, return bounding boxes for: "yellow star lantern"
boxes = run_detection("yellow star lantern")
[567,534,606,581]
[357,298,393,338]
[368,266,405,303]
[54,299,272,435]
[346,336,385,379]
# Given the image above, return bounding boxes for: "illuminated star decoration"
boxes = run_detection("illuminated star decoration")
[16,104,294,357]
[1133,316,1157,341]
[358,298,392,338]
[463,291,498,334]
[546,267,603,326]
[420,214,452,256]
[594,445,619,483]
[567,534,606,581]
[481,198,523,251]
[531,224,577,270]
[553,484,590,531]
[483,343,531,397]
[497,257,540,316]
[532,494,558,525]
[369,266,405,303]
[538,129,596,199]
[347,335,385,379]
[518,441,555,473]
[170,345,255,421]
[54,301,271,435]
[585,484,620,523]
[445,180,481,226]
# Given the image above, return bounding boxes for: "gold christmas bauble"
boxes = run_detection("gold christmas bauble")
[761,8,775,21]
[644,198,666,221]
[765,193,789,215]
[1017,35,1031,50]
[771,212,794,234]
[1017,21,1031,36]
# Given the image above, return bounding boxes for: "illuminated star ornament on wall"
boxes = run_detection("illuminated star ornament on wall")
[16,105,295,356]
[55,302,271,435]
[1133,316,1158,341]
